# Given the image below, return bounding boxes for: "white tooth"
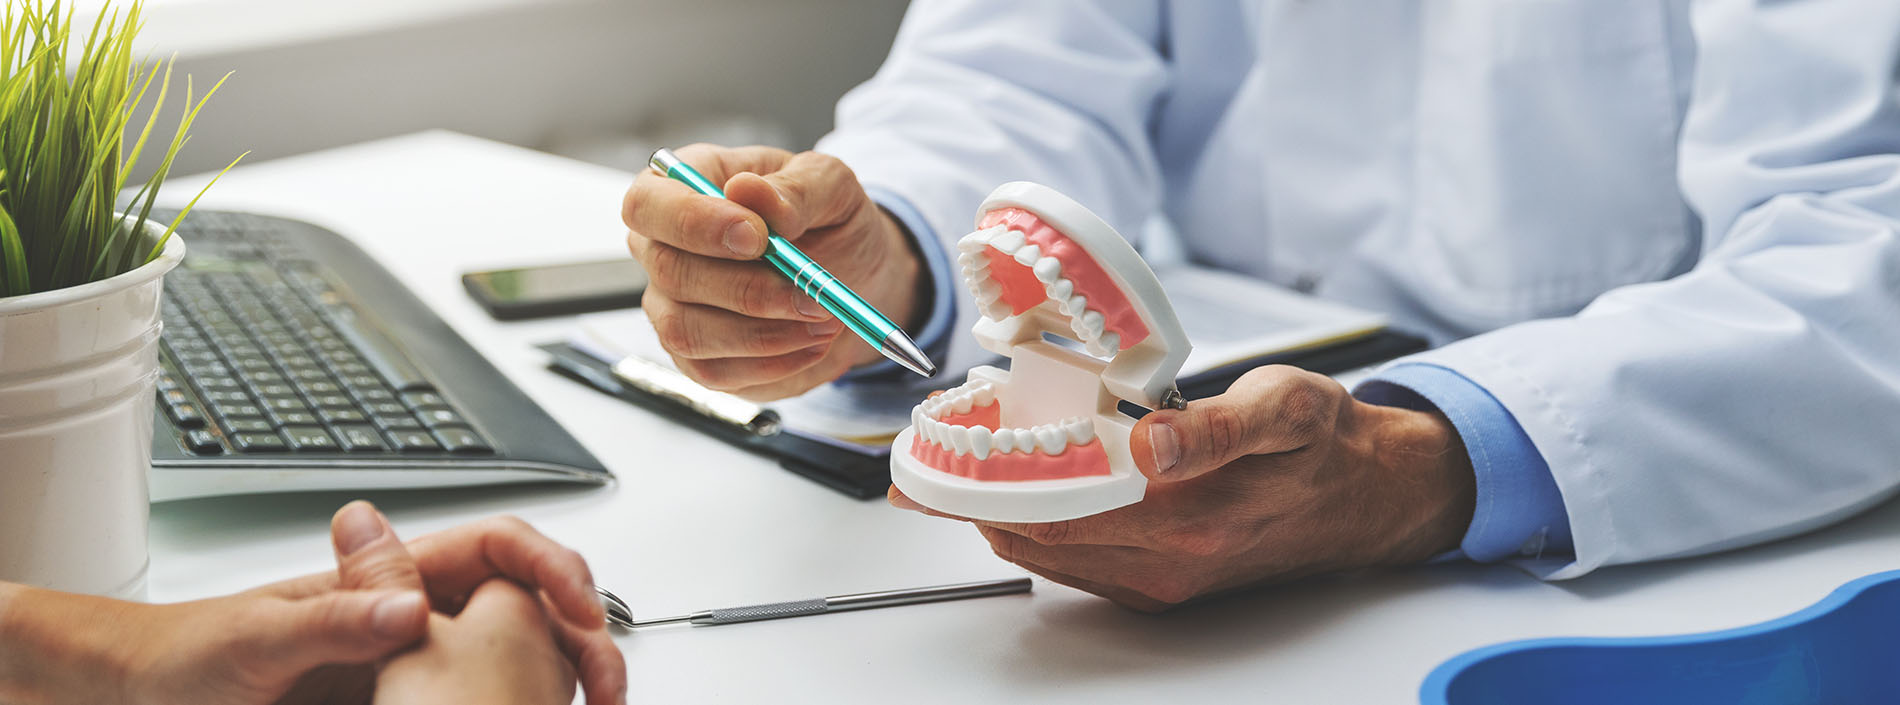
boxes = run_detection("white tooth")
[992,229,1025,253]
[953,392,974,414]
[958,252,980,268]
[1035,425,1066,453]
[920,419,940,444]
[1032,257,1062,283]
[1085,340,1108,357]
[1050,278,1074,302]
[992,429,1016,453]
[1080,311,1105,338]
[1097,332,1119,353]
[912,407,925,430]
[949,425,973,454]
[1066,296,1087,316]
[968,428,993,459]
[1064,418,1094,444]
[987,301,1012,319]
[960,226,1000,253]
[972,383,994,406]
[975,279,1002,304]
[1013,244,1042,266]
[924,398,944,417]
[1018,430,1041,453]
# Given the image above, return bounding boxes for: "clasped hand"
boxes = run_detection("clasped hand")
[6,502,624,705]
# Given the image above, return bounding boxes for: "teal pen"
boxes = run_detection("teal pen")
[648,148,936,377]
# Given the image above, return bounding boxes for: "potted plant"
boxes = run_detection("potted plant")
[0,0,239,598]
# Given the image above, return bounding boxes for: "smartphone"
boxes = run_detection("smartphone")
[461,258,647,320]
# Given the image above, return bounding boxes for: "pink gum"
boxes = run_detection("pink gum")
[910,434,1111,481]
[977,208,1150,348]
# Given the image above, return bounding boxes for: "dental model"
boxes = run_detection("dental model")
[890,183,1191,523]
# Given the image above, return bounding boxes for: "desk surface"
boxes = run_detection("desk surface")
[150,131,1900,704]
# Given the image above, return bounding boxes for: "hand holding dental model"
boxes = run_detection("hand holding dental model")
[889,184,1477,610]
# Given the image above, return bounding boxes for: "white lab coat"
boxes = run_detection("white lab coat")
[816,0,1900,579]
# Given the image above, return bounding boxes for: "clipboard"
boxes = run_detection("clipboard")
[540,342,894,498]
[540,327,1427,500]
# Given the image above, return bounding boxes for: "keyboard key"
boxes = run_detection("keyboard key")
[221,418,273,434]
[303,381,342,395]
[354,387,398,405]
[232,432,288,453]
[167,402,206,429]
[184,429,223,454]
[201,389,254,406]
[375,414,424,431]
[195,376,241,390]
[283,426,339,452]
[431,427,493,455]
[269,409,319,427]
[401,391,447,409]
[417,408,468,428]
[333,425,388,452]
[217,403,264,419]
[250,383,295,398]
[161,389,191,406]
[366,401,408,417]
[263,396,311,414]
[310,394,354,410]
[341,374,385,391]
[389,431,441,453]
[319,408,369,425]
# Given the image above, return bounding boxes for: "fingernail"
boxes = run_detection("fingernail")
[371,592,425,639]
[1149,423,1182,475]
[723,221,761,256]
[807,319,842,337]
[795,295,828,319]
[335,502,385,555]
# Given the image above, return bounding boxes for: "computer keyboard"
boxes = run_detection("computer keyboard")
[150,210,611,500]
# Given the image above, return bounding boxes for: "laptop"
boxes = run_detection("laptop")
[149,209,610,501]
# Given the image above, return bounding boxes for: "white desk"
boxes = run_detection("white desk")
[149,131,1900,703]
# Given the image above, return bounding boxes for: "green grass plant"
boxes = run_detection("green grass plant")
[0,0,242,297]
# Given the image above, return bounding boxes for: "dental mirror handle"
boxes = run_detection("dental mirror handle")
[626,577,1033,628]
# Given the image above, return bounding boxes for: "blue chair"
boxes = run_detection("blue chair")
[1422,569,1900,704]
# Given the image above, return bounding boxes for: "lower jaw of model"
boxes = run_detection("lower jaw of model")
[892,183,1188,522]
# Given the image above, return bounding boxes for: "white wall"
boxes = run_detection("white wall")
[139,0,908,176]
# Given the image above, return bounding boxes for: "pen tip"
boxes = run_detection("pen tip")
[880,332,936,378]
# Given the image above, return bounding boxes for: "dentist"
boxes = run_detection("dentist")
[621,0,1900,609]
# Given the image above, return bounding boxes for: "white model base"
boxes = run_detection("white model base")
[889,427,1148,524]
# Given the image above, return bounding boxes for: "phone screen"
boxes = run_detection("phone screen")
[462,259,647,319]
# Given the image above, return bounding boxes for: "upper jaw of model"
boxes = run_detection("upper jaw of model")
[891,182,1190,522]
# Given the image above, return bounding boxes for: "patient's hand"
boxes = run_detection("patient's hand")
[373,579,578,705]
[0,502,623,705]
[622,143,927,400]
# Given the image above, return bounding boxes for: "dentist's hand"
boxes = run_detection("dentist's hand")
[890,365,1476,611]
[622,144,928,401]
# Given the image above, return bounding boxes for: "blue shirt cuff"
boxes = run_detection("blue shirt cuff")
[1354,363,1573,562]
[834,186,957,385]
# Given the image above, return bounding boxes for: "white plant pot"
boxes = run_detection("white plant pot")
[0,221,182,599]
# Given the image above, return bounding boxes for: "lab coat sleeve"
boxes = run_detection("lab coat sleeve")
[815,0,1169,380]
[1357,363,1575,563]
[1401,0,1900,579]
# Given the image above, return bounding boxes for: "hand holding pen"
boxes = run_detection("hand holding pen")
[622,145,937,400]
